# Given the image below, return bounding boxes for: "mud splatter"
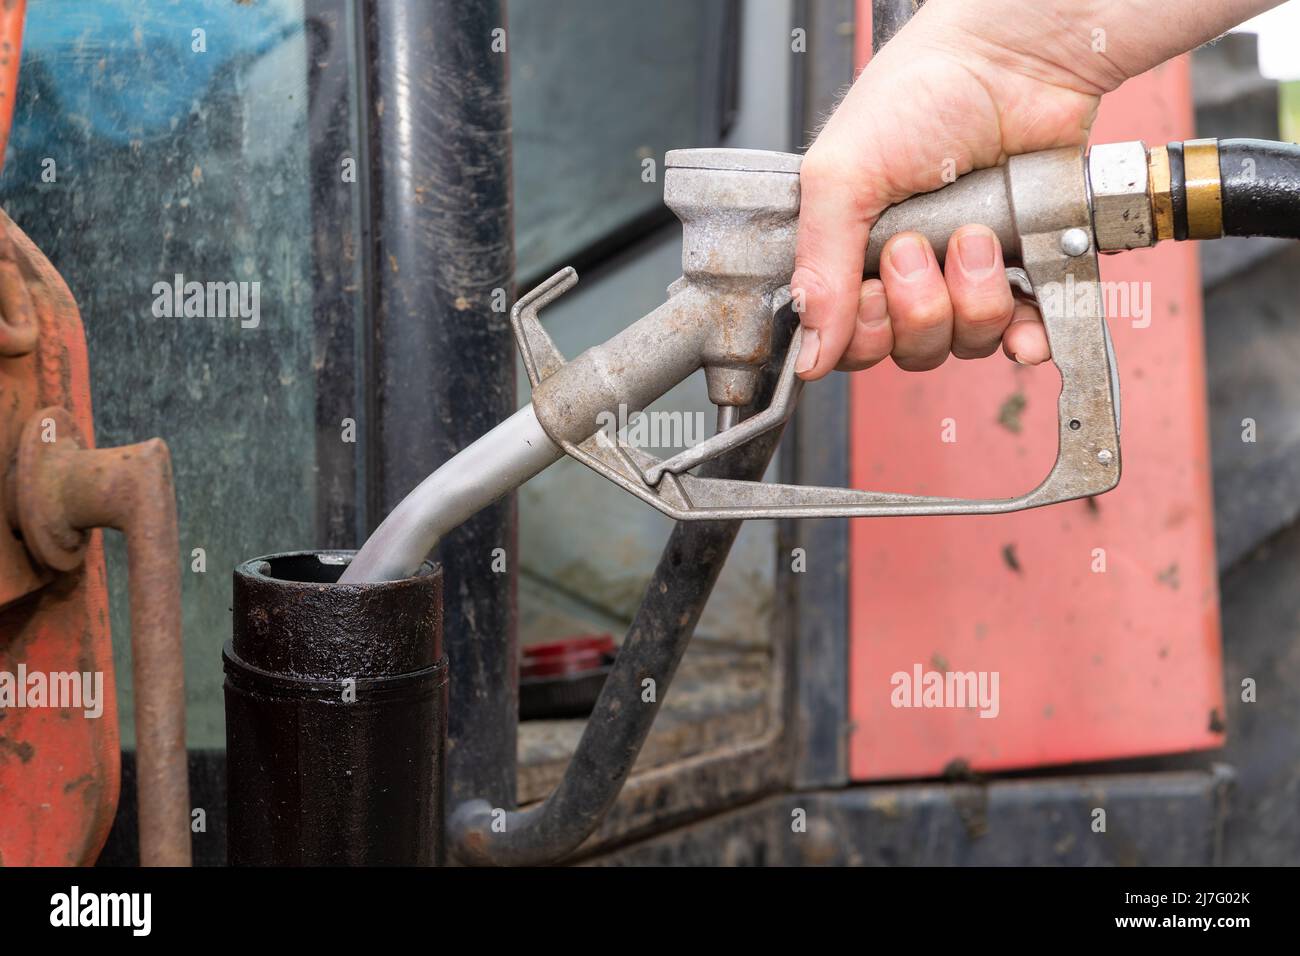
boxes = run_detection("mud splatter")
[1002,543,1022,573]
[997,392,1027,433]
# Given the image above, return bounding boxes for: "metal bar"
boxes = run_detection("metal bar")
[591,769,1233,866]
[342,405,562,584]
[788,0,856,788]
[356,0,518,811]
[306,0,365,549]
[872,0,922,52]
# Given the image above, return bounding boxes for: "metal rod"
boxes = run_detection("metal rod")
[872,0,923,52]
[789,0,856,790]
[355,0,518,810]
[40,432,191,867]
[717,404,739,433]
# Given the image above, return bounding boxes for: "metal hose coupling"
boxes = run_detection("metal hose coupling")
[5,406,191,867]
[1096,136,1300,248]
[1144,139,1224,242]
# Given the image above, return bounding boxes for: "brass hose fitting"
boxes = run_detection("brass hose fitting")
[1159,138,1226,242]
[1147,145,1176,242]
[1183,137,1225,240]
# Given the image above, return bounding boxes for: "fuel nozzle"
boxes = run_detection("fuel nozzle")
[663,148,802,413]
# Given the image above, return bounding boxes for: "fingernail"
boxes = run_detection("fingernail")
[1013,352,1029,365]
[795,327,821,375]
[860,288,888,328]
[958,232,996,274]
[889,237,927,278]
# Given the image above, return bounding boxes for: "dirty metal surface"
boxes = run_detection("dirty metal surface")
[588,768,1231,866]
[788,0,855,791]
[10,405,190,866]
[355,0,519,817]
[520,143,1120,524]
[226,552,446,865]
[0,210,118,866]
[517,647,770,804]
[515,233,780,654]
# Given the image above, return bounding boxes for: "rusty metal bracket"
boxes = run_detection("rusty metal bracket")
[5,405,191,867]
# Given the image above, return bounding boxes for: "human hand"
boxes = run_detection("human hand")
[790,1,1119,377]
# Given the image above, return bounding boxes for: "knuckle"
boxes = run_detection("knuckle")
[898,296,951,332]
[789,264,833,318]
[799,148,836,185]
[1010,301,1044,324]
[801,145,881,213]
[955,296,1014,333]
[801,144,853,187]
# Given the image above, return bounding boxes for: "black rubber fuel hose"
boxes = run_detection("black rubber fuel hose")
[1219,138,1300,240]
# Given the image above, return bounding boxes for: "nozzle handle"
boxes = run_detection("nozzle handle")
[863,164,1018,274]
